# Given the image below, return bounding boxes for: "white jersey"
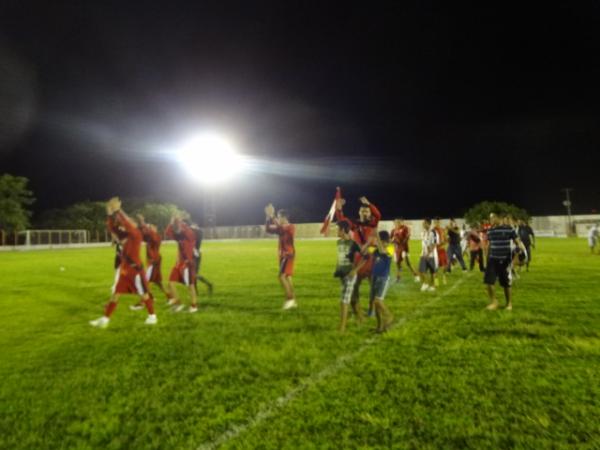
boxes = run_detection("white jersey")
[421,229,438,258]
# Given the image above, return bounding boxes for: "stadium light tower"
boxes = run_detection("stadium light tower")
[176,132,245,231]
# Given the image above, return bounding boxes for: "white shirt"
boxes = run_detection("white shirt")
[421,229,437,257]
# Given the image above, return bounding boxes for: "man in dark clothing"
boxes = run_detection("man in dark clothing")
[517,220,535,271]
[484,213,526,311]
[190,223,214,295]
[446,218,467,272]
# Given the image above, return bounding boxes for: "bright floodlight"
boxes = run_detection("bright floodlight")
[177,133,244,184]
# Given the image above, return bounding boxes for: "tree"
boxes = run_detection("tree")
[0,174,35,231]
[133,202,190,231]
[35,200,191,236]
[464,201,529,226]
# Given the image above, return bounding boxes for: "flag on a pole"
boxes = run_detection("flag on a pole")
[320,187,342,235]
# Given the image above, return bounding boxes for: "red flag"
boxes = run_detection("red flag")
[320,187,342,235]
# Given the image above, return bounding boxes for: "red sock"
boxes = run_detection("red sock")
[145,297,155,315]
[104,301,117,317]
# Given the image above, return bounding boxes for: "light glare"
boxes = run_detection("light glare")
[177,134,244,185]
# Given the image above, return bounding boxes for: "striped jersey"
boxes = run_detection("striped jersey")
[487,225,518,260]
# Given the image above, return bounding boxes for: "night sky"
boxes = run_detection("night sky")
[1,1,600,225]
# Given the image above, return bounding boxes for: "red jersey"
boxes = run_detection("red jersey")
[391,225,410,246]
[139,224,162,264]
[106,211,143,268]
[434,226,447,249]
[335,203,381,245]
[265,219,295,258]
[165,221,196,264]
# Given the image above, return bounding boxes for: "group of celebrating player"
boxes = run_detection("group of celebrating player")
[90,197,212,328]
[90,192,536,333]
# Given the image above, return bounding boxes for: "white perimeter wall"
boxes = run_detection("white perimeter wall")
[2,214,598,251]
[203,214,600,240]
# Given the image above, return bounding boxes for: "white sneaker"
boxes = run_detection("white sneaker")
[172,304,185,313]
[90,316,109,328]
[167,298,177,306]
[428,286,436,292]
[421,284,429,292]
[189,306,198,313]
[145,314,157,325]
[129,304,144,311]
[283,299,298,310]
[414,276,421,283]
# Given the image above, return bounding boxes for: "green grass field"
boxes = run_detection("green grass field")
[1,238,599,449]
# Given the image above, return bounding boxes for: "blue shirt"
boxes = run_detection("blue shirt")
[371,245,393,278]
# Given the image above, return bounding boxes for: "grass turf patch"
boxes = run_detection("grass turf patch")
[0,238,599,449]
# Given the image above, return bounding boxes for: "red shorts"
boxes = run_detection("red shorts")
[145,259,162,284]
[394,244,409,262]
[279,256,295,277]
[437,248,448,267]
[357,253,374,279]
[112,265,149,296]
[169,261,196,286]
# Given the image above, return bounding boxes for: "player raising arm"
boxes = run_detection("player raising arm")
[335,194,381,316]
[165,215,199,313]
[129,215,169,310]
[265,203,297,310]
[90,197,156,328]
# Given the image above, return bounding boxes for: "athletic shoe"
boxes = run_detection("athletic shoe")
[189,306,198,313]
[420,284,429,292]
[427,286,436,292]
[414,276,421,283]
[145,314,157,325]
[90,316,109,328]
[172,304,185,313]
[283,299,298,310]
[129,304,144,311]
[167,298,177,306]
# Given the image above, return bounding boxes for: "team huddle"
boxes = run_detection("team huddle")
[90,194,536,331]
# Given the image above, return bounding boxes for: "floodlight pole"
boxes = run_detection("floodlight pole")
[204,187,217,238]
[562,188,573,236]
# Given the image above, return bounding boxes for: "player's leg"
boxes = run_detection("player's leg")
[404,251,419,279]
[419,257,429,291]
[485,284,498,310]
[395,249,402,282]
[188,284,199,312]
[484,260,499,310]
[478,249,485,272]
[90,293,120,328]
[135,272,157,323]
[350,278,364,323]
[454,244,467,270]
[339,275,355,332]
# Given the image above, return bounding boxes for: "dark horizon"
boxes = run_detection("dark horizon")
[2,2,600,225]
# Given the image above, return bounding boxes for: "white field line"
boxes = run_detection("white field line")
[197,275,470,450]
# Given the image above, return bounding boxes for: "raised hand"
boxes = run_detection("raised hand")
[359,196,370,206]
[264,203,275,218]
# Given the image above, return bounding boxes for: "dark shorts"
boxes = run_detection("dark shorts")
[484,258,512,287]
[419,256,437,274]
[370,276,390,301]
